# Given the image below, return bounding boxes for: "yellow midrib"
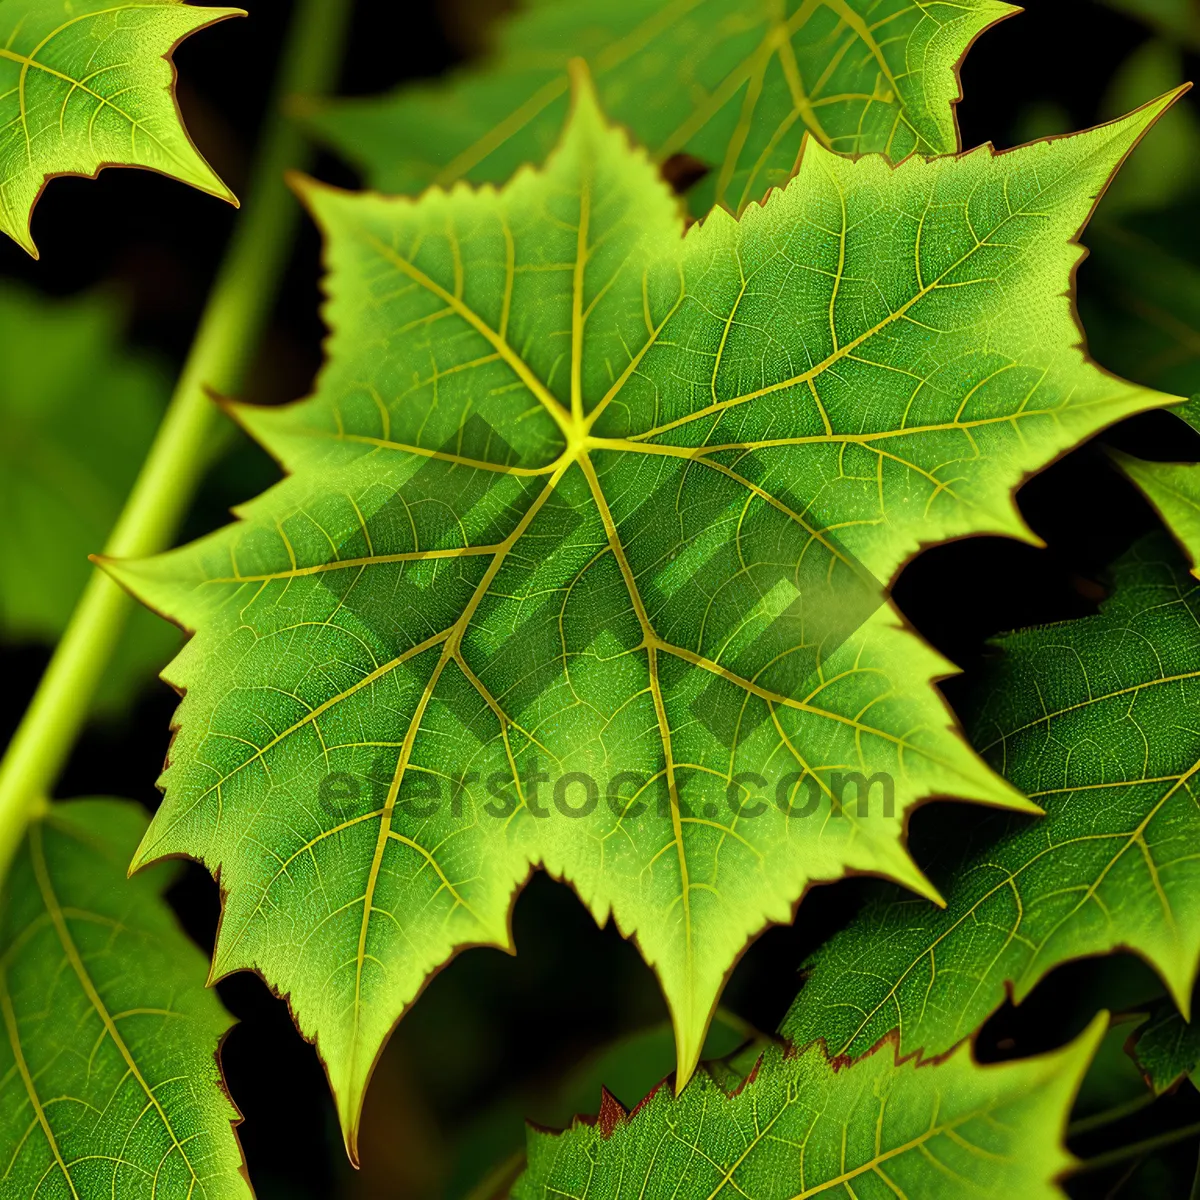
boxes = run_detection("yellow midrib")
[29,823,202,1192]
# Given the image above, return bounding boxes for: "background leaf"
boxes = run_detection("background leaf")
[513,1014,1105,1199]
[0,799,248,1199]
[1129,998,1200,1094]
[0,282,182,716]
[1100,0,1200,51]
[305,0,1016,215]
[782,535,1200,1060]
[1117,400,1200,577]
[1074,38,1200,400]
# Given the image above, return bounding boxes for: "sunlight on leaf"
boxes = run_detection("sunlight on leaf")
[0,0,241,256]
[106,70,1182,1154]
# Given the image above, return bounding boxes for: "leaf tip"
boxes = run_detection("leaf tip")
[92,553,125,586]
[338,1091,364,1169]
[1111,83,1194,148]
[1000,505,1045,549]
[1159,962,1196,1023]
[284,168,316,198]
[563,57,607,140]
[565,56,597,105]
[7,220,40,259]
[1006,793,1044,818]
[286,170,340,222]
[1071,1011,1111,1077]
[127,823,161,878]
[670,1008,707,1097]
[906,866,947,910]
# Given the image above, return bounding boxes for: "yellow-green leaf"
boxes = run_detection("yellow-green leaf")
[0,0,240,256]
[107,72,1180,1154]
[514,1016,1106,1199]
[1116,398,1200,577]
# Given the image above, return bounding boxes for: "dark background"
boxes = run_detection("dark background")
[3,1,1199,1196]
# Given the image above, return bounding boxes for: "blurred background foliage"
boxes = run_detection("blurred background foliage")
[1,0,1199,1196]
[0,285,181,714]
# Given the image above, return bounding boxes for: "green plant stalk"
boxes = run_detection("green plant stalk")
[0,0,354,887]
[1074,1121,1200,1175]
[1068,1090,1159,1136]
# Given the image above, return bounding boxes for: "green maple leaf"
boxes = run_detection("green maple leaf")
[0,800,248,1199]
[0,283,181,715]
[105,72,1180,1155]
[783,535,1200,1062]
[1128,998,1200,1094]
[1116,398,1200,575]
[0,0,240,256]
[513,1015,1105,1199]
[305,0,1015,216]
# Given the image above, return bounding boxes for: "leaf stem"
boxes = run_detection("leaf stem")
[0,0,353,886]
[1073,1121,1200,1175]
[1068,1090,1158,1136]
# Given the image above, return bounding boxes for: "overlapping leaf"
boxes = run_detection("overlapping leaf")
[452,1011,754,1198]
[1129,998,1200,1093]
[0,0,239,255]
[514,1015,1105,1199]
[1117,399,1200,575]
[0,283,181,714]
[306,0,1015,216]
[0,800,248,1199]
[108,72,1180,1152]
[783,536,1200,1061]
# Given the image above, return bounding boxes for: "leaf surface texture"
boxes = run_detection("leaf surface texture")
[109,75,1178,1149]
[0,0,238,254]
[307,0,1014,215]
[513,1018,1103,1199]
[783,536,1200,1060]
[0,801,247,1200]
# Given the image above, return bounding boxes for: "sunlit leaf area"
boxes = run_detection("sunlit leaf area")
[0,2,1198,1197]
